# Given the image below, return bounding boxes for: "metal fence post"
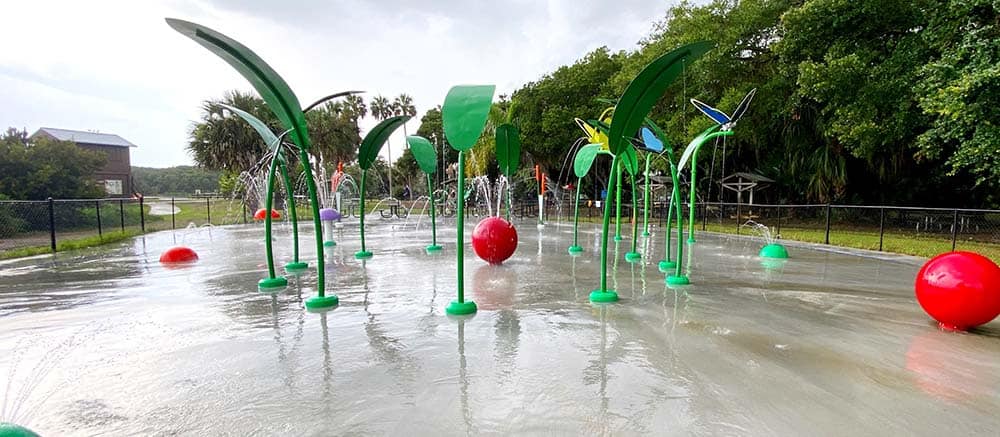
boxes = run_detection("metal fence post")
[119,199,125,233]
[878,207,885,251]
[139,196,145,233]
[824,203,832,244]
[776,204,782,235]
[736,202,741,235]
[206,197,211,224]
[242,201,247,224]
[96,200,103,238]
[171,197,176,229]
[951,208,959,251]
[48,197,56,252]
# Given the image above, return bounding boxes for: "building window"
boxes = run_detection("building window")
[104,179,123,195]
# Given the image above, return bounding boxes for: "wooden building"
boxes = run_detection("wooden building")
[30,127,137,197]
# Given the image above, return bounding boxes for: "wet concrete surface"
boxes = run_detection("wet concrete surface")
[1,219,999,435]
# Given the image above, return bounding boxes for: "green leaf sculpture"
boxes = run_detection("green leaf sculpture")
[495,123,521,177]
[441,84,496,316]
[168,18,334,309]
[607,41,713,155]
[360,115,411,170]
[407,135,442,253]
[165,18,311,150]
[573,144,602,179]
[407,135,438,175]
[443,85,496,151]
[356,115,411,259]
[220,104,305,277]
[568,144,606,255]
[621,145,639,175]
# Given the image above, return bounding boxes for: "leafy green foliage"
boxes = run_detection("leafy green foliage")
[0,128,106,199]
[132,166,221,195]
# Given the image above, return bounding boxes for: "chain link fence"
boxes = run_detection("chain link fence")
[3,195,1000,260]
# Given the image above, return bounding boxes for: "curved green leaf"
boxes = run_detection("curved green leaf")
[621,145,639,175]
[678,125,722,172]
[608,41,713,155]
[219,103,290,164]
[406,135,438,175]
[441,85,495,151]
[573,144,602,178]
[359,115,410,170]
[166,18,311,150]
[495,123,521,177]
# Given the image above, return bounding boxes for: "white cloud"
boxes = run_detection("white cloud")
[0,0,671,167]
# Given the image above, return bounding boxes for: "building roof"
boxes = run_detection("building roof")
[31,127,137,148]
[718,172,774,183]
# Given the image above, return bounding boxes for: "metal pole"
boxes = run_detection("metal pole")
[119,199,125,233]
[96,200,103,238]
[139,196,145,233]
[878,206,885,251]
[242,201,247,224]
[776,204,782,235]
[171,197,176,229]
[206,196,211,224]
[951,208,959,251]
[702,202,708,231]
[736,201,741,235]
[48,197,56,252]
[824,203,832,245]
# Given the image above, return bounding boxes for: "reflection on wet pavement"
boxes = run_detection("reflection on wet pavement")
[1,220,999,435]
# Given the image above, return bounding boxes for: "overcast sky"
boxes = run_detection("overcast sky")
[0,0,673,168]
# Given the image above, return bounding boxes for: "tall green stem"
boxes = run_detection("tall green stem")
[614,162,623,239]
[297,149,326,297]
[630,171,639,254]
[359,169,367,252]
[278,160,299,263]
[663,164,678,263]
[572,177,582,247]
[674,178,685,278]
[642,154,651,235]
[599,154,620,292]
[263,154,279,279]
[456,151,466,302]
[687,150,699,243]
[427,173,437,246]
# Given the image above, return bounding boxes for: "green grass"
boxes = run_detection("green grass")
[0,230,143,260]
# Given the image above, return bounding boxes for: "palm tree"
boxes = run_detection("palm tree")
[369,95,393,196]
[344,94,368,123]
[188,90,280,171]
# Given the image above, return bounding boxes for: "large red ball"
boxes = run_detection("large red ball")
[472,217,518,265]
[253,208,282,221]
[160,246,199,263]
[915,251,1000,331]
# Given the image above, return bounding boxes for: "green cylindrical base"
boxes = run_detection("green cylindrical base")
[354,250,373,259]
[642,231,651,237]
[658,260,677,272]
[568,245,583,255]
[625,251,641,262]
[425,244,443,253]
[687,238,696,244]
[305,295,339,310]
[323,240,336,247]
[613,235,622,242]
[446,300,477,315]
[666,275,690,285]
[0,423,40,437]
[258,276,288,289]
[589,290,619,303]
[759,243,789,259]
[285,262,308,272]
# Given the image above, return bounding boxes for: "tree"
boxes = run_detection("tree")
[0,128,106,199]
[187,90,280,172]
[132,166,221,195]
[415,106,457,186]
[915,0,1000,205]
[306,101,363,165]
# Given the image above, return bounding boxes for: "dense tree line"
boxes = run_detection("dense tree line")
[509,0,1000,207]
[0,128,106,200]
[132,166,221,196]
